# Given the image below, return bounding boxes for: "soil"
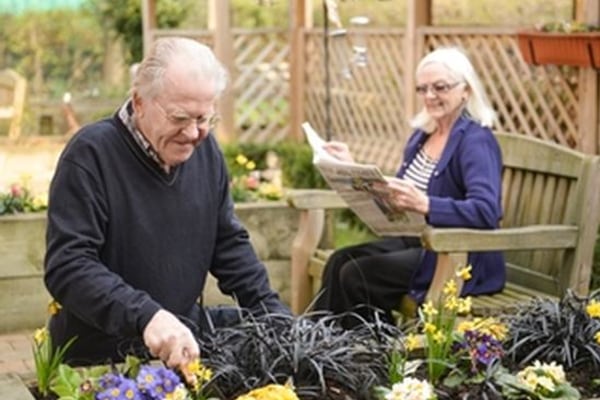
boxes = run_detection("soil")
[28,366,600,399]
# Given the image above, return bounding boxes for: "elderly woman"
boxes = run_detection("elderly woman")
[313,46,505,326]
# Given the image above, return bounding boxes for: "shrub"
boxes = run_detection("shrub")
[0,181,48,215]
[504,289,600,369]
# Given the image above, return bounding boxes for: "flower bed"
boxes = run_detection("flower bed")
[15,275,600,400]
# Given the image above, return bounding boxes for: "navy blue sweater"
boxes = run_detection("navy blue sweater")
[44,114,288,363]
[398,115,506,303]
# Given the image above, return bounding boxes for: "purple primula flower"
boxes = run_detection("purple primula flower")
[98,373,127,390]
[457,330,504,373]
[96,377,142,400]
[156,366,181,393]
[136,365,182,399]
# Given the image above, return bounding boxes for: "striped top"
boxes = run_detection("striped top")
[402,148,438,193]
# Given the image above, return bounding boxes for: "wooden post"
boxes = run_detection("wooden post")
[404,0,431,122]
[289,0,310,142]
[141,0,156,59]
[576,0,600,154]
[211,0,235,143]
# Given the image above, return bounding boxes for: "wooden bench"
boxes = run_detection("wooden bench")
[0,69,27,139]
[287,132,600,316]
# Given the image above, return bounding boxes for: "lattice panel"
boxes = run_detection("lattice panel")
[424,28,579,147]
[304,29,408,174]
[232,29,290,144]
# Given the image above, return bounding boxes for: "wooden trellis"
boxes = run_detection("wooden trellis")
[141,0,599,160]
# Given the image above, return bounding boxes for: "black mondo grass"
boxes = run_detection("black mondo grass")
[504,289,600,370]
[196,311,403,400]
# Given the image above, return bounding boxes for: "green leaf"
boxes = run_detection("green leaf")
[50,364,84,398]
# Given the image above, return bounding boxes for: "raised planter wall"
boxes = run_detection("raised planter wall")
[0,202,299,333]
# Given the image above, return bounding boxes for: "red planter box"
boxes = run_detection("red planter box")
[517,30,600,68]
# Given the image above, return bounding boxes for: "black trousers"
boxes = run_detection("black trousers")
[312,236,423,325]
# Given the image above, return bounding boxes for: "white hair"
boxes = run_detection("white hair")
[131,37,229,100]
[410,47,496,131]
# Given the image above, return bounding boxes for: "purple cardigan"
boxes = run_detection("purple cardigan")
[397,115,505,303]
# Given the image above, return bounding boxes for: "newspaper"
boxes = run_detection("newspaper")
[302,122,426,237]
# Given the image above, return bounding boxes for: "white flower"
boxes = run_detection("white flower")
[385,377,436,400]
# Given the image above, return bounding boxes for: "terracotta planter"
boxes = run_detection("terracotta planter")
[517,30,600,68]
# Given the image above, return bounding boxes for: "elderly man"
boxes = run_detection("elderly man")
[44,37,289,373]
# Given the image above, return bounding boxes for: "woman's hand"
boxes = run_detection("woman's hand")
[384,177,430,215]
[323,141,354,163]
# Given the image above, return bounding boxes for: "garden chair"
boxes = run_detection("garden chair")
[287,131,600,318]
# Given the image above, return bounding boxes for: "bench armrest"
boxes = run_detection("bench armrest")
[421,225,578,252]
[287,189,348,210]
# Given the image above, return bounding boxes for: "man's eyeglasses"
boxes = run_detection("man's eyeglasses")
[154,100,220,131]
[415,81,463,96]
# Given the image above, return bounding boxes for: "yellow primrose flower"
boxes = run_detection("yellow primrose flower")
[443,279,457,296]
[457,297,472,314]
[456,320,474,334]
[246,161,256,170]
[235,383,298,400]
[32,193,48,209]
[586,299,600,318]
[456,264,472,281]
[47,299,62,315]
[404,333,420,352]
[165,385,189,400]
[595,331,600,345]
[236,154,248,165]
[258,183,283,200]
[536,376,556,392]
[33,327,48,346]
[422,301,438,318]
[541,361,566,384]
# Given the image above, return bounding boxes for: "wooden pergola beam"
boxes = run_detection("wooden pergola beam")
[211,0,235,143]
[141,0,156,58]
[577,0,600,154]
[289,0,311,142]
[404,0,432,123]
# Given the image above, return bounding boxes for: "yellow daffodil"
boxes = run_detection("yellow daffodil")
[181,359,213,392]
[586,299,600,318]
[404,333,420,352]
[47,299,62,315]
[457,297,472,314]
[433,330,446,344]
[423,322,437,334]
[246,160,256,170]
[33,327,48,346]
[443,279,457,296]
[456,264,472,281]
[422,301,438,318]
[443,295,459,311]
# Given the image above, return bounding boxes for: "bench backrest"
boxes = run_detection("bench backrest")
[496,132,600,296]
[0,69,27,139]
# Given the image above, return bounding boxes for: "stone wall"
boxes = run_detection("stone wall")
[0,139,299,332]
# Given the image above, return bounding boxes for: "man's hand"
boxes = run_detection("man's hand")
[143,309,199,384]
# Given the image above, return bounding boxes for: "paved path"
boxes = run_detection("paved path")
[0,331,35,376]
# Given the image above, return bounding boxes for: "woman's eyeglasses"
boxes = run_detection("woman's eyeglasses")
[415,81,463,96]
